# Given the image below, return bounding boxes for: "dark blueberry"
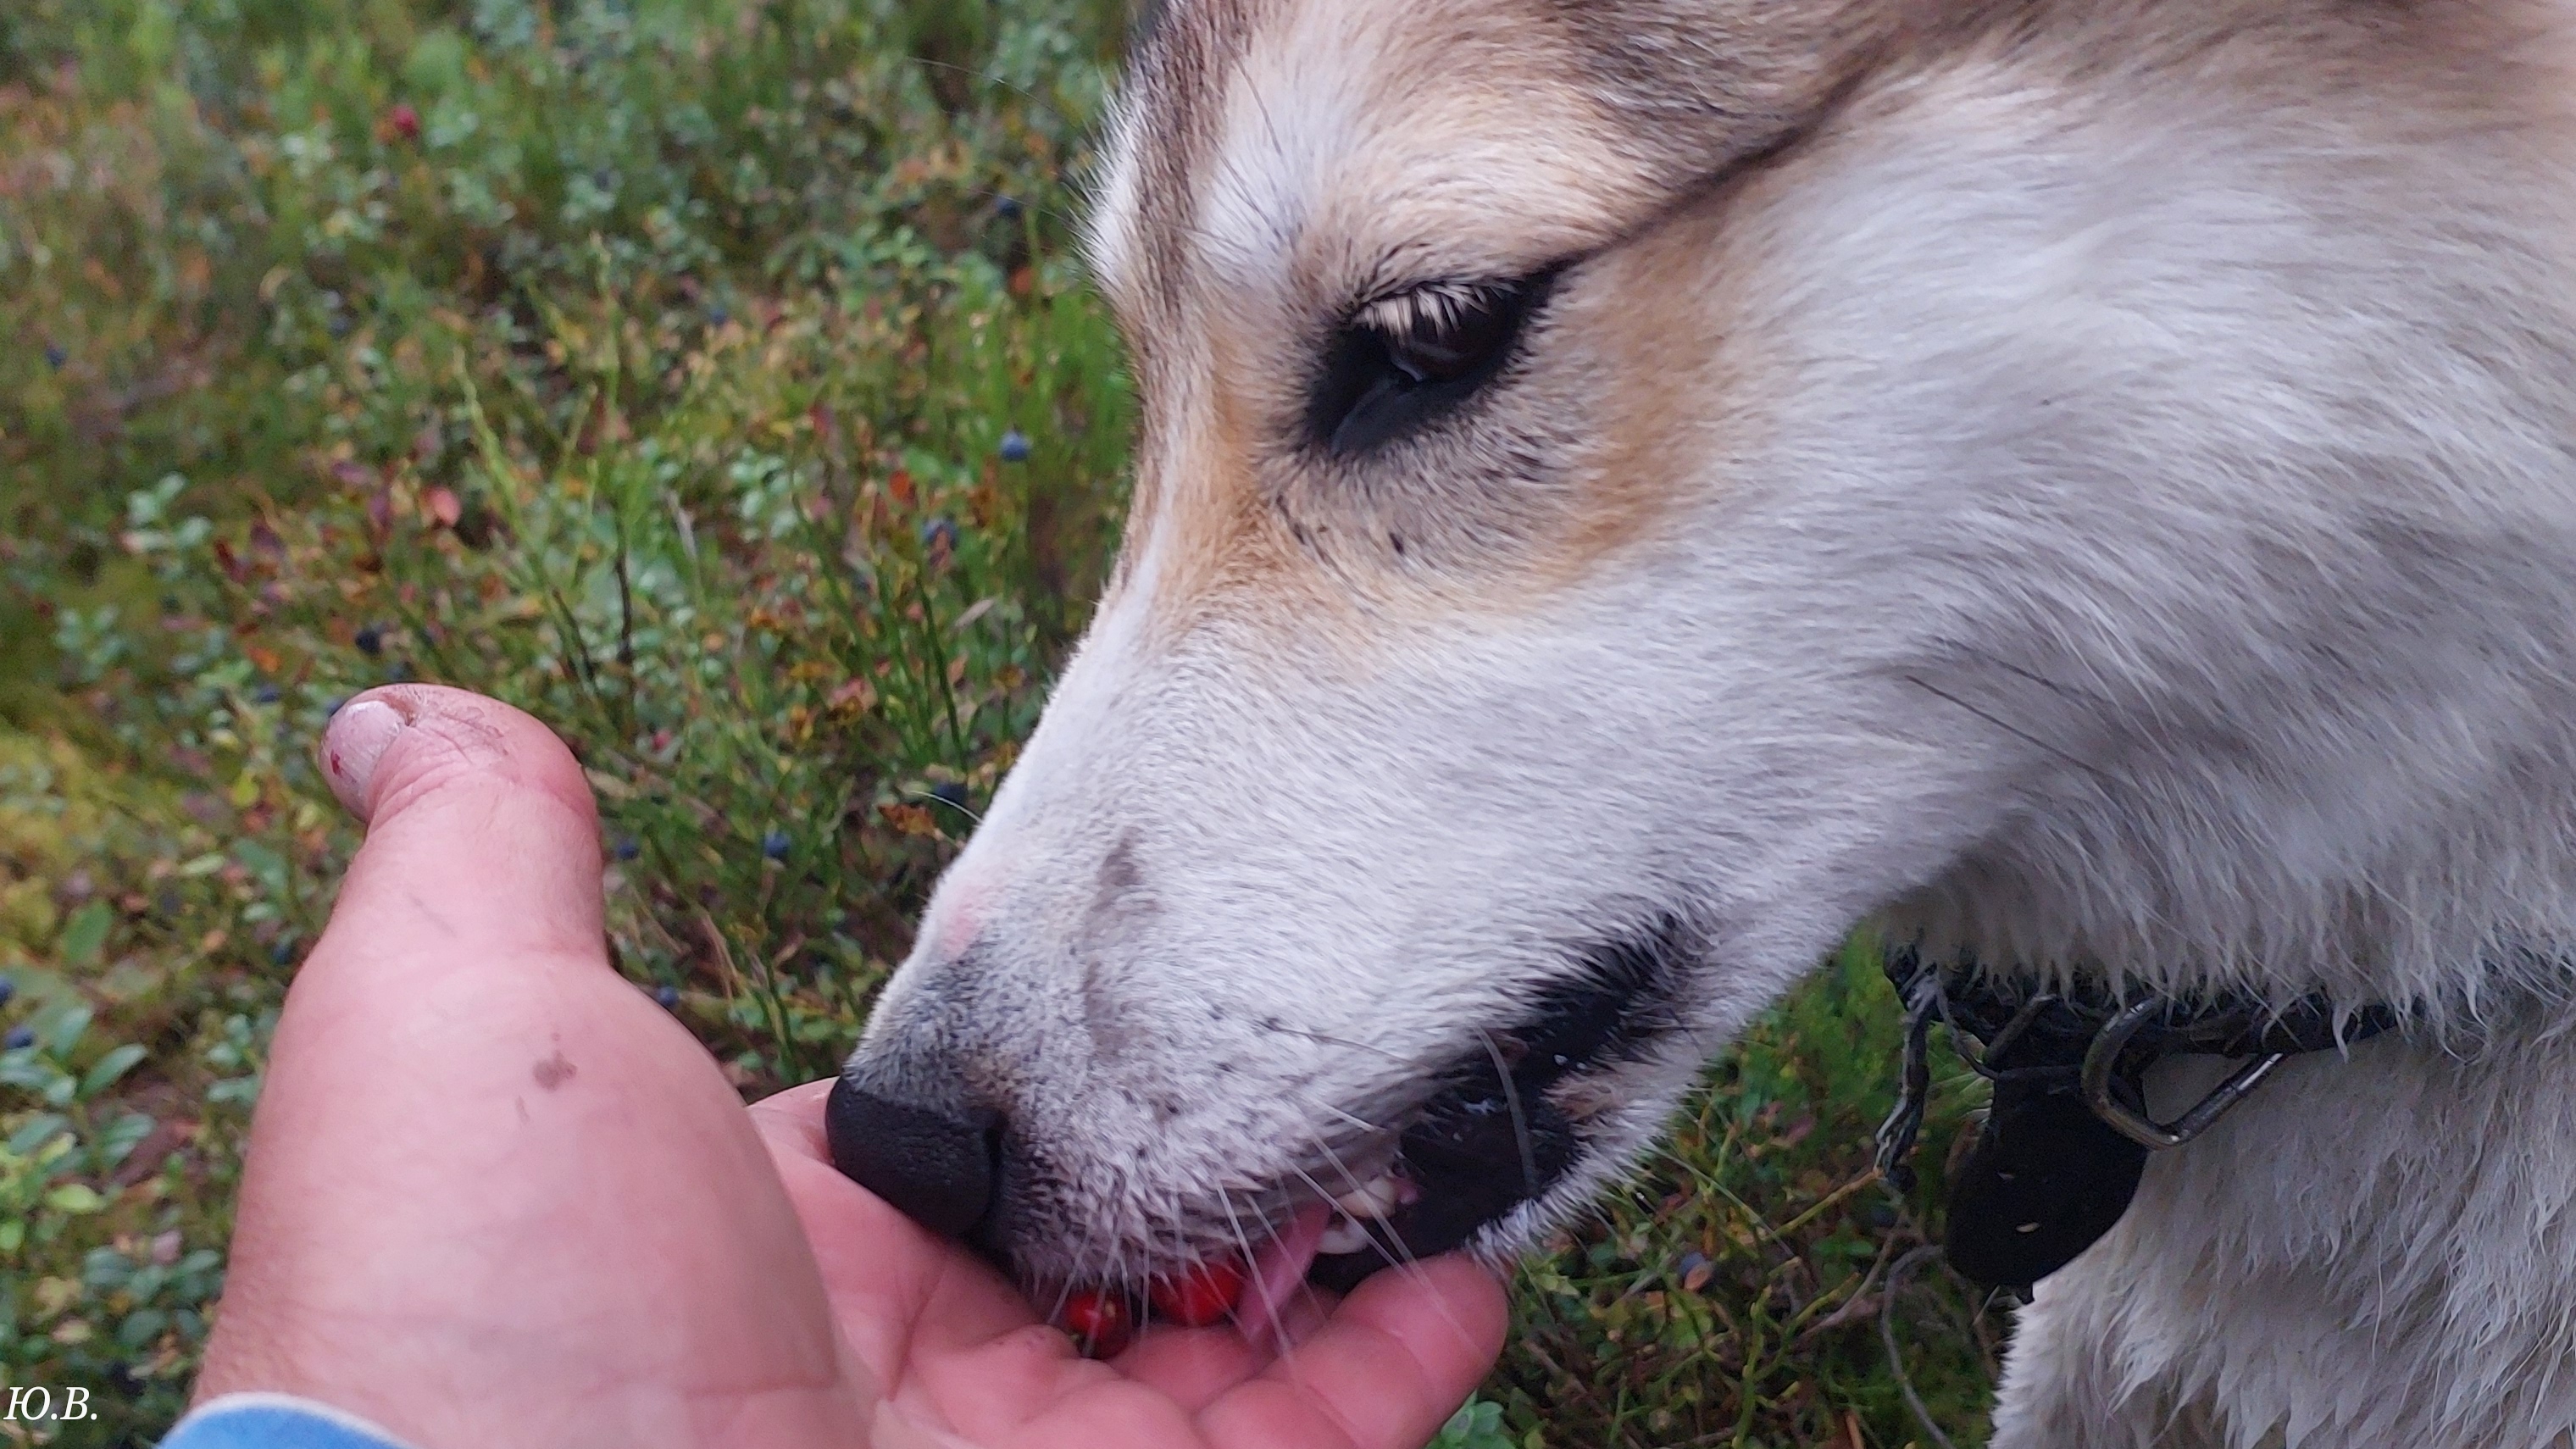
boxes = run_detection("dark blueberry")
[929,781,970,810]
[0,978,16,1008]
[613,837,641,862]
[997,429,1031,464]
[269,941,296,966]
[760,829,792,860]
[43,346,66,370]
[328,313,353,338]
[919,516,958,552]
[252,684,280,704]
[995,196,1024,222]
[654,984,680,1009]
[353,626,383,656]
[1675,1251,1713,1285]
[708,304,730,327]
[3,1027,32,1052]
[325,695,349,718]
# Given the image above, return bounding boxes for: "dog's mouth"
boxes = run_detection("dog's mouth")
[1298,1033,1592,1291]
[1202,920,1695,1338]
[847,919,1701,1352]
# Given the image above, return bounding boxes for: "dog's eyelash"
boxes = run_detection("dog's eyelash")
[1307,269,1556,455]
[1354,280,1508,339]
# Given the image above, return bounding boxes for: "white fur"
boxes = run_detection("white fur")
[853,3,2576,1442]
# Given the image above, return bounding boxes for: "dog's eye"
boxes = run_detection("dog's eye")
[1307,274,1550,455]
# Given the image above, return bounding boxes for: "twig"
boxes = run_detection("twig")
[1879,1245,1958,1449]
[1790,1231,1902,1343]
[1775,1166,1883,1240]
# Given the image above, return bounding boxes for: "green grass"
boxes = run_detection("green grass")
[0,2,2001,1443]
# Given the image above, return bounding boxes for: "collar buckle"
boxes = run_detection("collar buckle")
[1872,946,2398,1291]
[2079,998,2289,1149]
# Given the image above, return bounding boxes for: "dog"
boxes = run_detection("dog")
[832,2,2576,1443]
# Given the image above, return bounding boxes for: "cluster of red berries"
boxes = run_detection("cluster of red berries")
[1058,1258,1248,1359]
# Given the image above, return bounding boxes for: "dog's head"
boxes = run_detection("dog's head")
[835,0,2576,1296]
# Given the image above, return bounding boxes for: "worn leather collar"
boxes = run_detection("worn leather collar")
[1874,946,2401,1294]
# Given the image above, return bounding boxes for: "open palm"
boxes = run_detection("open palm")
[192,685,1506,1449]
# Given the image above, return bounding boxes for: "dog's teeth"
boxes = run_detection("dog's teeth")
[1332,1174,1407,1219]
[1318,1214,1373,1256]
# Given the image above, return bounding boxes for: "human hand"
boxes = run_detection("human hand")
[194,684,1508,1449]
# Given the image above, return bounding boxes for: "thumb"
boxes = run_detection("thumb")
[315,684,608,975]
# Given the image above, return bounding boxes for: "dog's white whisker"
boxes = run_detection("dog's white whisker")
[1319,1104,1385,1135]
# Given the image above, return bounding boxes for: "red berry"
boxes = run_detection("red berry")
[1148,1258,1247,1328]
[386,103,420,142]
[1060,1289,1132,1359]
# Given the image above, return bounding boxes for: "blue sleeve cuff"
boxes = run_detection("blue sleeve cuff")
[163,1393,424,1449]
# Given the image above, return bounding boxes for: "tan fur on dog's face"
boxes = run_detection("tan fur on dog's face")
[1085,0,1885,636]
[846,4,2576,1435]
[1091,0,2576,633]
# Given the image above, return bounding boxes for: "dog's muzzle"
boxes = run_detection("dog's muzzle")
[824,918,1701,1301]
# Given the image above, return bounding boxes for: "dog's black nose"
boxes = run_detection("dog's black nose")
[825,1074,1002,1239]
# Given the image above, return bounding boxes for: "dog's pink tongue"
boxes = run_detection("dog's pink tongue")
[1234,1204,1331,1346]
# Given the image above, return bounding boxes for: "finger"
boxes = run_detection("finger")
[316,684,609,974]
[751,1083,1048,1363]
[760,1099,1116,1449]
[749,1080,838,1164]
[1199,1256,1509,1449]
[1108,1293,1341,1412]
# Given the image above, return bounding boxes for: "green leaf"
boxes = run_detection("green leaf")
[0,1059,58,1096]
[6,1115,68,1157]
[1433,1397,1513,1449]
[45,1005,92,1059]
[96,1113,155,1168]
[233,839,290,896]
[79,1045,147,1100]
[42,1184,103,1215]
[82,1246,130,1290]
[56,902,112,969]
[117,1307,169,1350]
[42,1000,93,1057]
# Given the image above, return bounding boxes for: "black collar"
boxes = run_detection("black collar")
[1874,947,2401,1294]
